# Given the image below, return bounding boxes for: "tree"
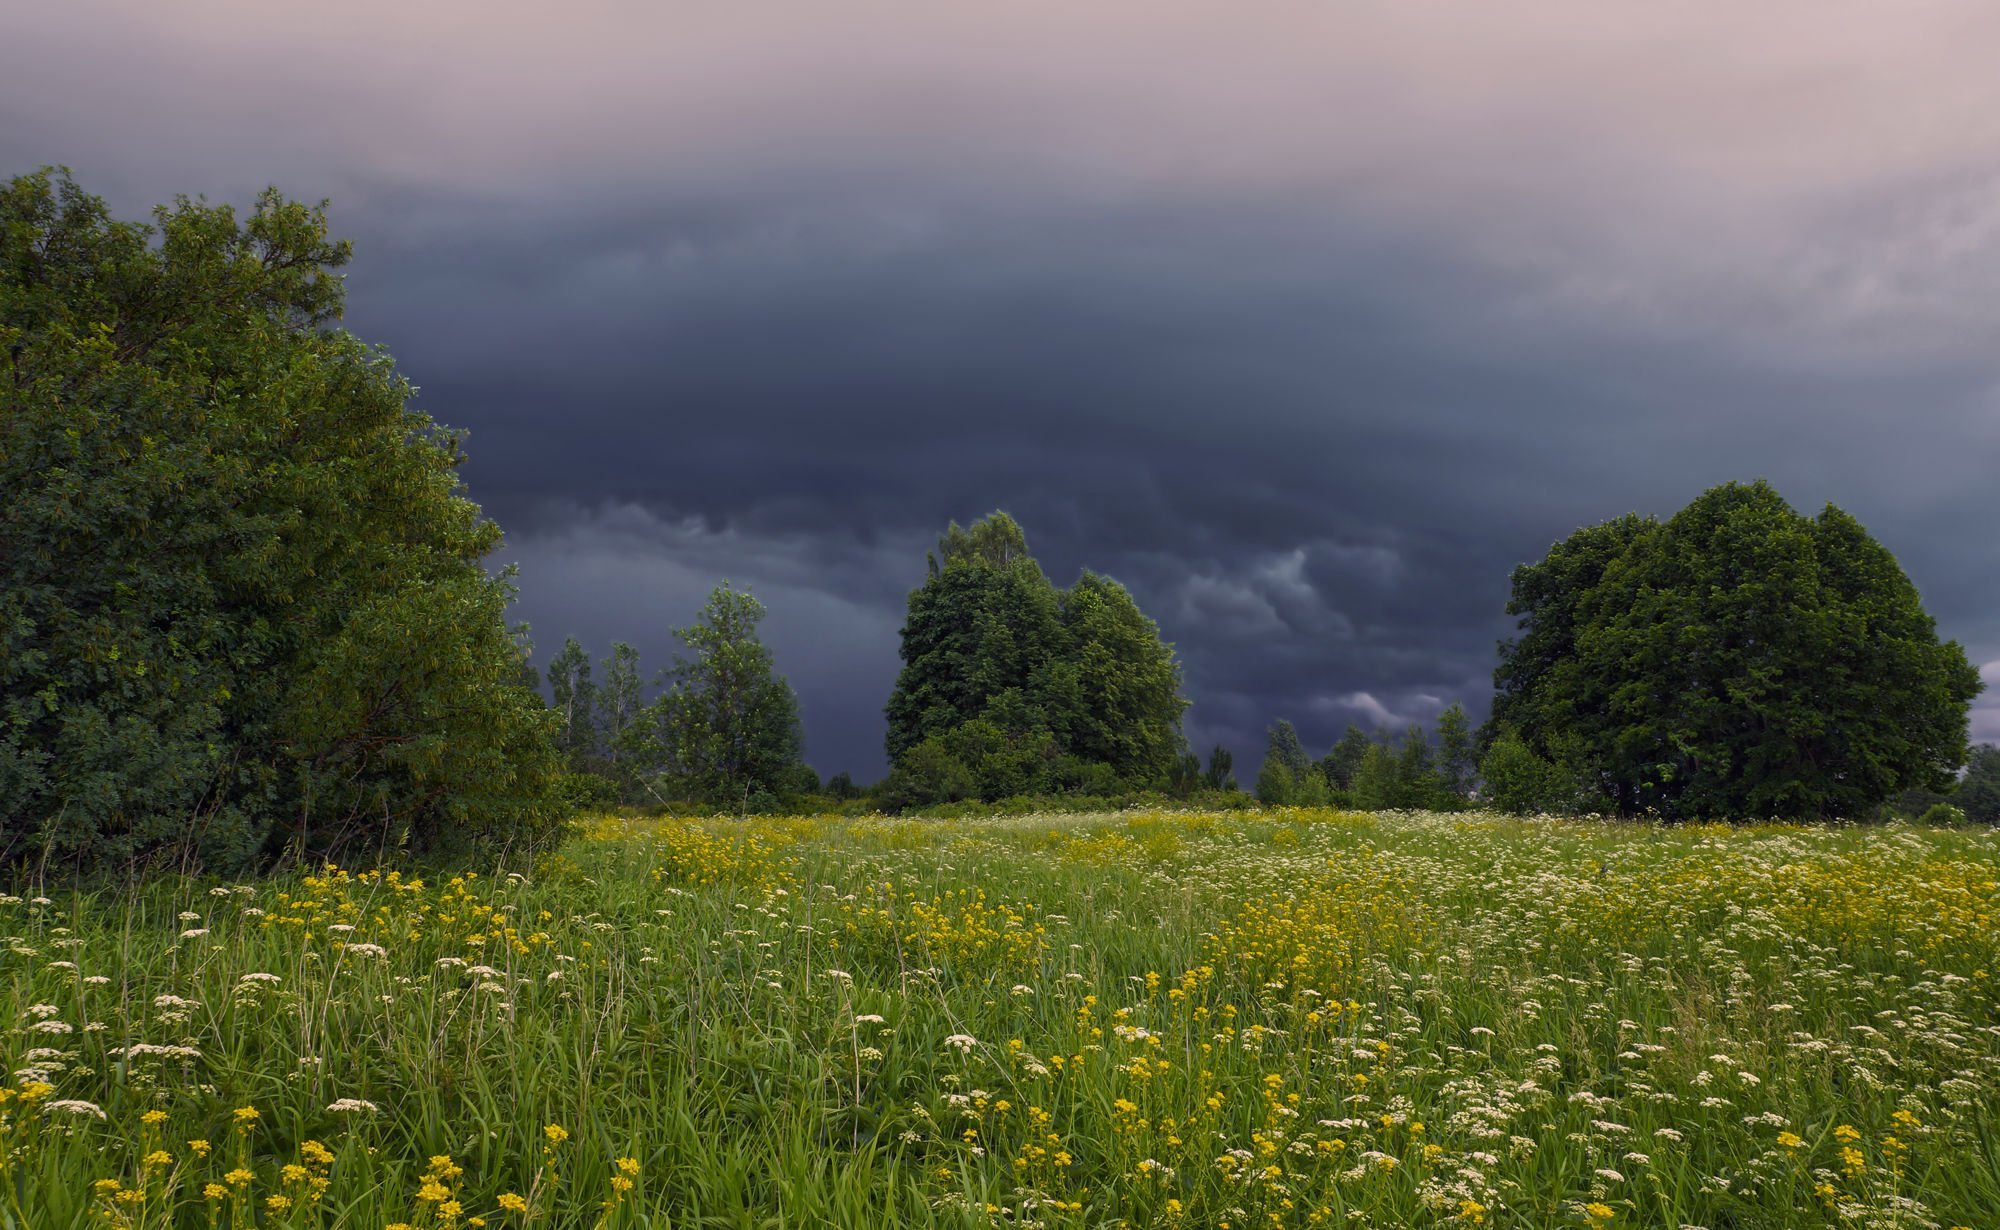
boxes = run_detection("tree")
[1254,755,1295,806]
[598,642,647,783]
[883,512,1188,806]
[1256,720,1326,806]
[1350,744,1398,811]
[1320,724,1371,794]
[1203,745,1236,791]
[1392,723,1440,809]
[1054,572,1189,785]
[1958,745,2000,825]
[1434,704,1476,803]
[1479,732,1571,815]
[546,636,597,764]
[0,170,561,874]
[1495,481,1982,819]
[885,514,1065,763]
[652,585,805,809]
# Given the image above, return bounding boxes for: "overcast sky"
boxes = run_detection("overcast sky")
[8,2,1999,778]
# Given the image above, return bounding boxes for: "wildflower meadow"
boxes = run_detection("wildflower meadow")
[4,809,1998,1229]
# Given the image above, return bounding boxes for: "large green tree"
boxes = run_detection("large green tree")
[0,170,562,873]
[1494,481,1981,820]
[883,512,1187,805]
[651,584,805,809]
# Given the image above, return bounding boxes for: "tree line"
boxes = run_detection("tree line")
[5,171,1992,877]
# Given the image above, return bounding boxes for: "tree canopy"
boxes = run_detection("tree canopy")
[1492,480,1981,820]
[0,170,563,874]
[882,513,1188,808]
[651,584,809,810]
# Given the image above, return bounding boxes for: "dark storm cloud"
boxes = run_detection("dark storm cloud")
[8,1,2000,777]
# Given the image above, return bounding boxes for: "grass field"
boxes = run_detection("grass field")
[3,809,1998,1229]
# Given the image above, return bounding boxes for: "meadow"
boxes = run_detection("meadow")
[3,809,1997,1230]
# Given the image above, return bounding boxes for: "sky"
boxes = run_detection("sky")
[7,2,2000,779]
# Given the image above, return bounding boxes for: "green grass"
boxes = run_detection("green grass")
[4,808,1998,1228]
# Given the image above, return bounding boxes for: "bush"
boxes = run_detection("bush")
[1920,802,1970,828]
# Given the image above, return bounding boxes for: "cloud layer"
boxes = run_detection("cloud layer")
[7,2,1998,776]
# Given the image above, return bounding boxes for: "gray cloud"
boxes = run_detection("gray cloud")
[6,2,1998,778]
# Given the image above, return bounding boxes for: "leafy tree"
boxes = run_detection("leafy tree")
[1478,732,1571,814]
[1350,744,1398,811]
[883,512,1188,807]
[1392,723,1441,809]
[652,585,805,809]
[1203,745,1236,792]
[1495,481,1982,820]
[825,771,858,801]
[1055,572,1189,784]
[885,514,1065,764]
[1958,744,2000,825]
[1256,720,1328,806]
[546,636,597,764]
[1168,752,1204,799]
[1254,755,1295,806]
[877,737,976,812]
[1320,724,1371,793]
[0,169,561,874]
[1434,704,1476,803]
[597,642,648,783]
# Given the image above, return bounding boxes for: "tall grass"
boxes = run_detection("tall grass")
[3,809,1997,1228]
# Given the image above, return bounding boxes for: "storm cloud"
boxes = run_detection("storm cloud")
[7,1,1999,777]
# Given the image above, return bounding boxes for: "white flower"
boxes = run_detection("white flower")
[28,1020,72,1034]
[151,995,198,1009]
[42,1099,105,1119]
[83,976,110,986]
[327,1098,379,1114]
[25,1004,61,1019]
[343,943,388,958]
[237,973,282,984]
[944,1034,978,1054]
[855,1014,886,1024]
[179,928,210,940]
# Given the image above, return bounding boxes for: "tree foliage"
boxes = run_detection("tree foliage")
[651,585,806,810]
[1493,480,1981,820]
[0,170,562,874]
[883,513,1188,808]
[1957,744,2000,826]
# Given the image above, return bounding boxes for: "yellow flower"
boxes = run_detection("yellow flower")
[143,1149,172,1167]
[1584,1203,1615,1223]
[615,1157,641,1176]
[141,1110,168,1128]
[1776,1131,1804,1149]
[204,1184,229,1201]
[188,1139,212,1158]
[94,1179,123,1195]
[543,1123,570,1146]
[266,1195,293,1213]
[225,1168,254,1187]
[610,1175,634,1193]
[232,1105,260,1128]
[1833,1124,1861,1142]
[498,1192,529,1212]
